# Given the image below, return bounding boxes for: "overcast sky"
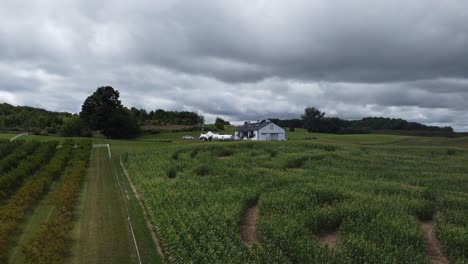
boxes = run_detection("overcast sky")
[1,0,468,130]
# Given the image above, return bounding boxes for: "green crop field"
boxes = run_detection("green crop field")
[0,134,161,264]
[120,135,468,263]
[1,132,467,263]
[0,138,92,263]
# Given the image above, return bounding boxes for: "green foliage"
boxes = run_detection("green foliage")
[302,107,325,132]
[0,140,41,174]
[166,167,177,179]
[0,103,69,134]
[0,140,75,258]
[142,109,203,126]
[214,117,226,131]
[123,140,468,263]
[60,115,90,137]
[102,107,141,139]
[270,150,278,158]
[80,86,141,138]
[213,147,233,157]
[0,141,57,199]
[22,143,91,263]
[80,86,122,130]
[194,164,210,176]
[276,107,454,134]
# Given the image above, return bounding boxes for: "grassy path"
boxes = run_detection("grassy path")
[68,147,138,264]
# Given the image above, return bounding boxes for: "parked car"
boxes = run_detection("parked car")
[182,135,194,140]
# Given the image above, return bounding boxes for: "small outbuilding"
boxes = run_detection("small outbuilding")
[235,120,286,141]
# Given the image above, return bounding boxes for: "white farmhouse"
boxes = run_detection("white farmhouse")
[235,120,286,140]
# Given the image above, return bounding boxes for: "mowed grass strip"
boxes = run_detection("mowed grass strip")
[68,147,138,264]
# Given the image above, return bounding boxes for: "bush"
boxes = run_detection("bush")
[60,116,87,137]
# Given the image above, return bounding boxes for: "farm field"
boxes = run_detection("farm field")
[0,135,160,264]
[0,138,91,263]
[121,136,468,263]
[0,133,17,140]
[0,132,467,263]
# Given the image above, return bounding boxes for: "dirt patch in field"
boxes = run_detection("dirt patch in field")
[120,157,164,260]
[421,221,448,264]
[240,201,259,246]
[317,230,340,248]
[218,156,233,160]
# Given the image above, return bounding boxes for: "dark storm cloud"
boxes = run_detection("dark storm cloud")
[124,0,468,83]
[0,0,467,130]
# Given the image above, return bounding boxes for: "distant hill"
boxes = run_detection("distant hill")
[0,103,73,134]
[0,102,459,137]
[0,103,204,136]
[269,115,455,137]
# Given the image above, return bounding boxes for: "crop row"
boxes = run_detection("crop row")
[22,142,91,264]
[0,141,41,174]
[0,140,23,160]
[123,141,468,263]
[0,140,74,259]
[0,141,57,200]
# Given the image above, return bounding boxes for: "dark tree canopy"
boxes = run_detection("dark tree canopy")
[80,86,122,130]
[214,117,226,131]
[301,107,325,132]
[80,86,140,138]
[272,107,454,135]
[102,108,141,139]
[0,103,70,135]
[60,115,87,137]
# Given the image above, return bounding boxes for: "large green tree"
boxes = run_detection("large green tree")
[80,86,122,130]
[301,107,325,132]
[102,107,141,139]
[214,117,226,131]
[80,86,140,138]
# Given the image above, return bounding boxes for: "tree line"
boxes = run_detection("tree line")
[0,87,456,139]
[0,86,205,139]
[270,107,454,135]
[0,103,71,134]
[130,108,204,126]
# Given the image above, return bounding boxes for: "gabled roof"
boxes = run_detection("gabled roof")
[235,120,274,132]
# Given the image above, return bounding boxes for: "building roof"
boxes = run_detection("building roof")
[235,120,276,132]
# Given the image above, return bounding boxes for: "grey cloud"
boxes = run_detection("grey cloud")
[0,0,467,130]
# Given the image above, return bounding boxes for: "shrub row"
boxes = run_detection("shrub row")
[0,141,57,199]
[0,140,23,160]
[22,142,91,264]
[0,140,74,259]
[0,141,40,174]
